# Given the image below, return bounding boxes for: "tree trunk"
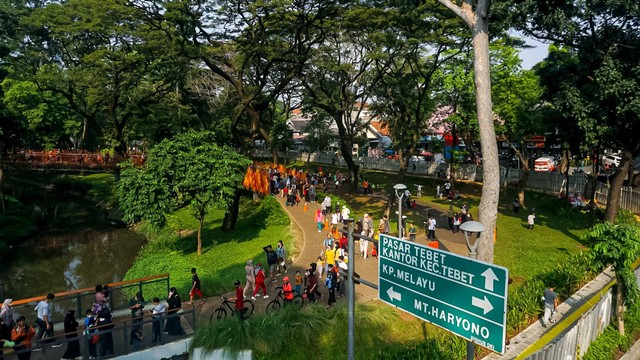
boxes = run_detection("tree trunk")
[512,145,530,208]
[436,0,499,263]
[557,146,571,195]
[472,20,499,264]
[222,190,241,231]
[604,150,634,222]
[517,169,529,209]
[271,147,279,165]
[197,216,204,256]
[616,274,625,335]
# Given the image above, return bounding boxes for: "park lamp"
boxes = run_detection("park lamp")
[459,221,486,259]
[393,184,408,238]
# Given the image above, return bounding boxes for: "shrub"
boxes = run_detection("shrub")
[193,302,465,360]
[506,250,600,334]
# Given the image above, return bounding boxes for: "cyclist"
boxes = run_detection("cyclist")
[282,277,294,304]
[229,280,245,318]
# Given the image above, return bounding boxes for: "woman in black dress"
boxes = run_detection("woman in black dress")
[164,288,185,336]
[61,310,80,360]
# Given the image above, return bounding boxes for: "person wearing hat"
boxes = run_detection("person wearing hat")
[282,277,294,304]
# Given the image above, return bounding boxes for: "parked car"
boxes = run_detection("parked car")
[602,154,621,168]
[534,156,557,172]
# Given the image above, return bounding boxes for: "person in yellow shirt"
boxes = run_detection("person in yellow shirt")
[294,271,303,295]
[325,244,336,277]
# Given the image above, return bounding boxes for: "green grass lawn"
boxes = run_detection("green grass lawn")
[123,194,296,298]
[289,162,592,283]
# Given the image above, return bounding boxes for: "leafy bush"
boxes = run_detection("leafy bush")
[192,302,465,360]
[506,250,599,334]
[582,325,628,360]
[253,195,290,226]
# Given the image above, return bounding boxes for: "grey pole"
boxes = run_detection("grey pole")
[397,194,403,238]
[347,218,355,360]
[459,220,486,360]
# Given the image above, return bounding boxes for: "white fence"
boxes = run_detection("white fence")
[525,289,613,360]
[260,150,640,214]
[595,182,640,215]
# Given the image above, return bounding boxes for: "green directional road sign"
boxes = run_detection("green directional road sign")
[378,234,509,354]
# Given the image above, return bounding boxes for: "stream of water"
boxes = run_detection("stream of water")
[1,187,147,300]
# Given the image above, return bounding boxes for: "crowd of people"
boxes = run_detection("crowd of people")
[0,279,190,360]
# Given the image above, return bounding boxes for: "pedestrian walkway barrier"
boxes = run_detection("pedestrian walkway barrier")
[3,304,196,360]
[10,273,171,324]
[524,289,612,360]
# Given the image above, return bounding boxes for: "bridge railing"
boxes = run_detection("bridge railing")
[4,304,197,360]
[10,273,171,324]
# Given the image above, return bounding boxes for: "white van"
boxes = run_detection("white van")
[534,156,557,172]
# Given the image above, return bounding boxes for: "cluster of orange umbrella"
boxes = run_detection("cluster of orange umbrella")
[242,163,309,195]
[243,164,271,195]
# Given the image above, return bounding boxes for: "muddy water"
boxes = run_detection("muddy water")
[2,192,147,300]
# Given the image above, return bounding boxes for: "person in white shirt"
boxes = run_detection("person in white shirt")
[150,297,166,343]
[528,212,536,230]
[427,214,437,240]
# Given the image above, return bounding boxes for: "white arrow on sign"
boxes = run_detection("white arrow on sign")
[481,268,498,291]
[387,286,402,302]
[472,296,494,315]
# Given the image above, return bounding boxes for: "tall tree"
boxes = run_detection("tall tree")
[371,1,467,180]
[152,0,342,154]
[117,131,250,255]
[491,40,543,207]
[22,0,188,157]
[436,0,500,262]
[509,0,640,222]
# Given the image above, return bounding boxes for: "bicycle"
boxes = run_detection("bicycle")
[266,287,305,314]
[210,296,255,321]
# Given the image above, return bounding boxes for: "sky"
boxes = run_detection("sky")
[518,35,551,70]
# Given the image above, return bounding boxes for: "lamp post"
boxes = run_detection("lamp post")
[459,220,486,259]
[393,183,407,238]
[458,220,486,360]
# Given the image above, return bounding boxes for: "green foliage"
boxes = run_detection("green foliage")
[193,302,465,360]
[584,222,640,270]
[253,196,290,227]
[582,325,628,360]
[117,131,250,232]
[123,195,292,299]
[1,78,80,149]
[506,250,599,333]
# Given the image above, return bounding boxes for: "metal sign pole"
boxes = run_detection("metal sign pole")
[347,218,355,360]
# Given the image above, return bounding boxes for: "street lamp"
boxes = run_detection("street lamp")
[459,220,486,259]
[458,220,486,360]
[393,183,407,238]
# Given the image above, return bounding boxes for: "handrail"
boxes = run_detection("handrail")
[10,273,170,306]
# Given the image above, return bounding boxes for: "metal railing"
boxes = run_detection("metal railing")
[525,289,612,360]
[3,305,196,360]
[10,273,171,324]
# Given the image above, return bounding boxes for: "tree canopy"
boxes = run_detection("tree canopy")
[117,131,250,255]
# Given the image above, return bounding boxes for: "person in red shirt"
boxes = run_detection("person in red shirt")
[229,280,245,318]
[338,233,348,251]
[252,264,269,300]
[282,277,294,304]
